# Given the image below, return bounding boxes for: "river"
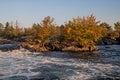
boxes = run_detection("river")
[0,45,120,80]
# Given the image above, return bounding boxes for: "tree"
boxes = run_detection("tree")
[99,22,112,30]
[62,15,107,47]
[3,21,23,39]
[29,16,58,47]
[114,22,120,31]
[3,22,11,38]
[112,22,120,40]
[13,25,23,38]
[0,23,4,36]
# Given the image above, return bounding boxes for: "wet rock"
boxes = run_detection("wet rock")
[4,76,28,80]
[0,44,20,51]
[97,37,120,45]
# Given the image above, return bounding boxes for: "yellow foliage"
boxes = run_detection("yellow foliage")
[62,15,107,47]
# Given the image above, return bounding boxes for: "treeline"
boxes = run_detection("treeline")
[0,15,120,51]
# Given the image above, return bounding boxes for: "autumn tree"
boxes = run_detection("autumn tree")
[0,23,4,37]
[12,25,23,39]
[114,22,120,31]
[104,22,120,40]
[3,21,23,39]
[30,16,59,48]
[112,22,120,40]
[3,22,13,38]
[62,15,107,48]
[99,22,112,30]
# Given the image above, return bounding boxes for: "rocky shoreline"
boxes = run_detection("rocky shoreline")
[19,37,120,52]
[20,42,99,52]
[0,37,120,52]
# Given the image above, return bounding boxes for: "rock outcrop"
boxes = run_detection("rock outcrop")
[62,45,98,52]
[0,39,20,51]
[97,37,120,45]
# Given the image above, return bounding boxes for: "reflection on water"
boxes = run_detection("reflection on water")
[0,45,120,80]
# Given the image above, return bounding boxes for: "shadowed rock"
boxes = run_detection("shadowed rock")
[0,44,20,51]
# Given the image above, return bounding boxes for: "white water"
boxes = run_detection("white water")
[0,45,120,80]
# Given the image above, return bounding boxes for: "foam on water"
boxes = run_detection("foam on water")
[0,46,120,80]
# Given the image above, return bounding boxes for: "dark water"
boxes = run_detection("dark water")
[0,45,120,80]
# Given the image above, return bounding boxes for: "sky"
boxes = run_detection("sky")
[0,0,120,27]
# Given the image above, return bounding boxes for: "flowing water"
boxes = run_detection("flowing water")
[0,45,120,80]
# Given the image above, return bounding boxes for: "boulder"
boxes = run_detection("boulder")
[0,43,20,51]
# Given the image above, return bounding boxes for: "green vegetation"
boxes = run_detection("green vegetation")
[0,15,120,52]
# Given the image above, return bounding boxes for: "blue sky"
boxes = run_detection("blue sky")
[0,0,120,27]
